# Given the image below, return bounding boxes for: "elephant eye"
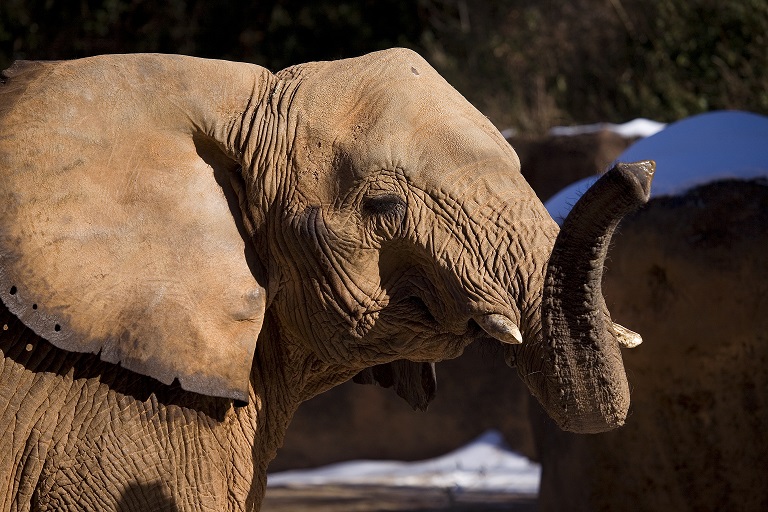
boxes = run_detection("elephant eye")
[362,194,406,217]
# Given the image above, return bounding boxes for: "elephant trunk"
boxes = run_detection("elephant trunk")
[536,161,654,433]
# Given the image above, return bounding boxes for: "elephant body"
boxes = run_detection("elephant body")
[1,302,259,510]
[0,50,651,509]
[1,303,353,510]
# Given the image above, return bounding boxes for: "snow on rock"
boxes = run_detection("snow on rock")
[267,429,541,495]
[549,118,666,138]
[546,111,768,223]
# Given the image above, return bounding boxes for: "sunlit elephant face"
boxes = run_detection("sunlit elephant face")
[259,52,534,367]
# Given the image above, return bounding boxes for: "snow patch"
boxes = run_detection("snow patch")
[267,429,541,495]
[549,118,666,138]
[545,111,768,223]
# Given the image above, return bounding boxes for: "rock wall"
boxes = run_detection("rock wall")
[535,179,768,511]
[512,130,632,200]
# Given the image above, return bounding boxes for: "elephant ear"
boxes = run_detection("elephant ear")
[353,361,437,411]
[0,58,266,403]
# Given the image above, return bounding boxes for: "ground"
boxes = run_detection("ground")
[262,485,536,511]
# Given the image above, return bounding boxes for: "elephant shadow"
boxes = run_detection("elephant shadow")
[0,300,231,422]
[116,481,180,512]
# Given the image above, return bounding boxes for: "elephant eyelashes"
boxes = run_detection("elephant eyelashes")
[362,194,407,240]
[362,194,406,218]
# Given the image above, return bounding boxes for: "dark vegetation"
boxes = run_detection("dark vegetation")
[2,0,766,132]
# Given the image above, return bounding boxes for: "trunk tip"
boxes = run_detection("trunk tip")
[615,160,655,201]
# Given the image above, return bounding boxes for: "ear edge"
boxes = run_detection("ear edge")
[0,282,259,404]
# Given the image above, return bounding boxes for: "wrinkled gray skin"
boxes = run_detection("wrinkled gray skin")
[0,49,650,510]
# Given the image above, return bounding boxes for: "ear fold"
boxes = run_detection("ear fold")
[0,58,266,403]
[353,361,437,411]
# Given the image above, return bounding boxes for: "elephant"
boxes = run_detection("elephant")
[0,48,653,510]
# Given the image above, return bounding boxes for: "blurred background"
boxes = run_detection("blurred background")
[2,0,767,133]
[4,3,767,511]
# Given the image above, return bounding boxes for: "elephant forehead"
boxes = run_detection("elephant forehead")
[291,49,519,191]
[343,119,518,190]
[293,48,475,140]
[298,48,447,103]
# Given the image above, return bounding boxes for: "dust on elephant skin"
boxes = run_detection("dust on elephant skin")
[0,49,649,509]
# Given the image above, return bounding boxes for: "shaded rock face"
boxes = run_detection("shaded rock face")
[535,179,768,512]
[270,341,535,471]
[270,131,630,472]
[511,130,633,201]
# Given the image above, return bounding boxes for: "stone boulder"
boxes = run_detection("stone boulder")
[535,179,768,511]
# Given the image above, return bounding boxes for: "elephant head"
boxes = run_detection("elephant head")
[0,49,651,434]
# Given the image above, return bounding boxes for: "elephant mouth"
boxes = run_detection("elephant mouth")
[371,263,497,360]
[371,293,490,361]
[403,295,504,343]
[377,263,488,337]
[401,295,438,326]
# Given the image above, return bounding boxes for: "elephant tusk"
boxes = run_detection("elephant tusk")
[476,313,523,344]
[613,322,643,348]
